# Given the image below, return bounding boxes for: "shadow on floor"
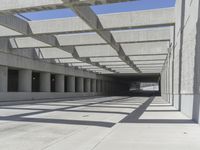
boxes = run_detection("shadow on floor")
[120,97,194,124]
[0,96,195,128]
[0,96,130,128]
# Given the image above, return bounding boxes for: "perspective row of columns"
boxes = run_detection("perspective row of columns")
[0,66,115,94]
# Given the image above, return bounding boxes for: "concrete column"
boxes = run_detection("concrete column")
[97,80,101,92]
[100,80,103,92]
[101,80,105,93]
[96,80,99,92]
[40,72,50,92]
[104,81,108,94]
[91,79,96,92]
[84,78,91,92]
[108,82,112,95]
[67,76,75,92]
[76,77,84,92]
[0,66,8,92]
[18,69,32,92]
[55,74,64,92]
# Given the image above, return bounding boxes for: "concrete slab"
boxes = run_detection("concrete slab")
[0,96,199,150]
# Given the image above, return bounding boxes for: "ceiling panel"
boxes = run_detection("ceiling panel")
[121,42,169,55]
[129,55,167,61]
[11,37,50,48]
[111,27,170,43]
[0,25,22,37]
[134,60,165,65]
[90,57,121,62]
[76,45,118,57]
[29,17,91,34]
[99,62,126,66]
[56,32,106,46]
[39,48,72,59]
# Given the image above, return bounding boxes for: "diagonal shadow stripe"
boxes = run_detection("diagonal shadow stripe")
[120,97,154,123]
[0,117,115,128]
[130,119,194,124]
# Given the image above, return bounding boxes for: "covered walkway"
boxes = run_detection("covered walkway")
[0,96,199,150]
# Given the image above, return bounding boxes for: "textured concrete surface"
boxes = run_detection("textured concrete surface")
[0,96,199,150]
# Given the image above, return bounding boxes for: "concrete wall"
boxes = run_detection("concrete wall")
[0,49,126,101]
[161,0,200,123]
[0,92,101,102]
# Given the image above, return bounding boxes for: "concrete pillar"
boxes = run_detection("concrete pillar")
[101,80,105,93]
[96,80,99,92]
[108,82,112,95]
[84,78,91,92]
[18,69,32,92]
[40,72,50,92]
[76,77,84,92]
[100,80,103,92]
[67,76,75,92]
[97,80,101,92]
[104,81,108,94]
[55,74,64,92]
[91,79,96,92]
[0,66,8,92]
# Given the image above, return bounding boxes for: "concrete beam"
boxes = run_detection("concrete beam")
[0,15,114,73]
[0,14,30,35]
[10,26,171,48]
[72,5,141,72]
[0,0,134,13]
[24,8,174,36]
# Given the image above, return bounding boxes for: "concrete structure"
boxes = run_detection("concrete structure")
[1,0,200,149]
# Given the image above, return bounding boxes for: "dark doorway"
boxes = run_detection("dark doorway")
[90,79,93,92]
[84,78,87,92]
[32,72,40,92]
[75,77,78,92]
[51,74,56,92]
[8,69,18,92]
[64,76,68,92]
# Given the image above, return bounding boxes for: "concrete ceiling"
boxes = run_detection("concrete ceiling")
[0,0,175,75]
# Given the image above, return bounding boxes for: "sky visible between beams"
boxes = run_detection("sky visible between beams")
[18,0,176,21]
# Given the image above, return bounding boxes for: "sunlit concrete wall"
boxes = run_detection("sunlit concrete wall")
[161,0,200,123]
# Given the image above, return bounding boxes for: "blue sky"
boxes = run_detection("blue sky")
[19,0,176,21]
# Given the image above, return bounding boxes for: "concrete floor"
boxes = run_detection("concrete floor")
[0,96,200,150]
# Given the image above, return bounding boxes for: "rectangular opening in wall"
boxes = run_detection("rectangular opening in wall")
[8,69,18,92]
[75,77,78,92]
[64,76,68,92]
[100,80,102,92]
[129,82,160,96]
[84,78,87,92]
[90,79,93,92]
[32,72,40,92]
[51,74,56,92]
[140,82,159,95]
[96,80,98,92]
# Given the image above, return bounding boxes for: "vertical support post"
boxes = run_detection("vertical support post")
[18,69,32,92]
[67,76,75,92]
[84,78,91,92]
[55,74,65,92]
[76,77,84,92]
[40,72,50,92]
[0,66,8,92]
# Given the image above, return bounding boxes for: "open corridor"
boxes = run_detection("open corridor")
[0,96,200,150]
